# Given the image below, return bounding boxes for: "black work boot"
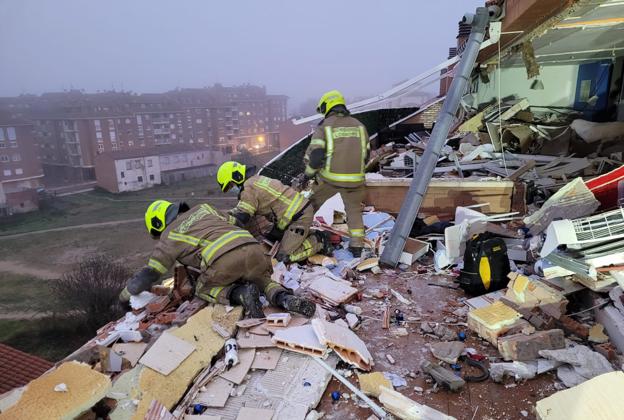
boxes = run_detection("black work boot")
[276,292,316,317]
[349,247,363,258]
[229,283,265,319]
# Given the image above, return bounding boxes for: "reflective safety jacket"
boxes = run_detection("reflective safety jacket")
[233,175,308,231]
[147,203,256,275]
[304,112,370,188]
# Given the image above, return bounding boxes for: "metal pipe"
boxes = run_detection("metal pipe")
[380,7,491,267]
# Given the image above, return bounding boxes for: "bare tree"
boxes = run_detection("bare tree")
[50,255,130,331]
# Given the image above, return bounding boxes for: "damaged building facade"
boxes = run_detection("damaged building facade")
[4,0,624,419]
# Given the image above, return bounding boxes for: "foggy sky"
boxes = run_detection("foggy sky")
[0,0,484,110]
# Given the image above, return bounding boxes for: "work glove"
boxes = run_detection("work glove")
[275,252,290,264]
[127,267,161,295]
[119,286,132,304]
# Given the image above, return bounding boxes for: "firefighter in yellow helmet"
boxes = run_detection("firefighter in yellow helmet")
[119,199,316,317]
[303,90,370,256]
[216,161,329,263]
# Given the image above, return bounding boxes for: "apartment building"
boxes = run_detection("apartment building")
[95,145,228,193]
[0,85,287,188]
[0,111,44,215]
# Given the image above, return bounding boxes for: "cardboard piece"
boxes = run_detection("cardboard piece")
[308,276,358,306]
[194,377,234,408]
[219,348,256,385]
[535,372,624,420]
[251,348,283,370]
[139,331,196,376]
[272,325,328,357]
[312,319,373,371]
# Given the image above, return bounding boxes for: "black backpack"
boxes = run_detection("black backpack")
[458,234,510,296]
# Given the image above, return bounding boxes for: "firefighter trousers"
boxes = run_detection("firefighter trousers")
[195,243,287,305]
[279,206,323,262]
[310,181,366,248]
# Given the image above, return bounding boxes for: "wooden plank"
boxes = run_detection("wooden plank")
[364,178,514,215]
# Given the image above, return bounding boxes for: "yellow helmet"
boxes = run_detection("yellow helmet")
[317,90,346,115]
[145,199,173,237]
[216,161,246,192]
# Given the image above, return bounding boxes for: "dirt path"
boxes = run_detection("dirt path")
[0,261,60,279]
[0,218,143,240]
[0,311,49,320]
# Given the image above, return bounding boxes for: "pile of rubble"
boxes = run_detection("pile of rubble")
[5,96,624,420]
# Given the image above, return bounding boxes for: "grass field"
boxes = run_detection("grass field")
[0,177,236,235]
[0,176,238,360]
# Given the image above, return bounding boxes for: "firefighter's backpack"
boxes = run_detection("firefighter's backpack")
[458,234,510,296]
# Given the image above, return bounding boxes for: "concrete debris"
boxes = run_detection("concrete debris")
[346,313,359,329]
[539,342,614,387]
[524,177,599,236]
[130,291,158,310]
[421,361,465,392]
[489,361,538,382]
[428,341,465,364]
[383,372,407,388]
[312,319,374,370]
[498,329,565,361]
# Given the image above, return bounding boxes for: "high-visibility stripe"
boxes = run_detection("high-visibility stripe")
[320,171,365,183]
[319,124,365,183]
[359,126,367,173]
[201,203,219,216]
[169,231,204,247]
[148,258,168,274]
[305,165,317,177]
[324,126,333,172]
[350,228,365,238]
[290,239,313,262]
[255,178,291,205]
[197,286,224,303]
[237,201,256,214]
[310,138,326,147]
[264,282,282,294]
[201,203,228,221]
[227,215,237,225]
[201,230,254,263]
[278,193,304,230]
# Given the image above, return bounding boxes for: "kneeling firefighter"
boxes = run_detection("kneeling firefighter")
[216,161,330,263]
[119,200,316,318]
